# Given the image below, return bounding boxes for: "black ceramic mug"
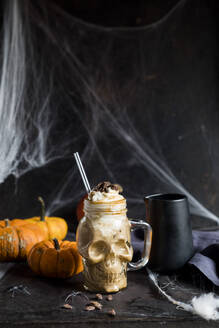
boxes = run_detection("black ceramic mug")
[145,193,194,272]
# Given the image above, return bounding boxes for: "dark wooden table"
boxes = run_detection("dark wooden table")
[1,260,219,328]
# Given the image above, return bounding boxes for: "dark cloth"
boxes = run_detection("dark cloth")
[189,230,219,286]
[132,229,219,286]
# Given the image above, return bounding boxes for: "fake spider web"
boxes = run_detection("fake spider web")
[0,0,218,224]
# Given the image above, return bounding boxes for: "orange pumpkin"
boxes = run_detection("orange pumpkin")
[25,197,68,240]
[0,218,25,228]
[0,197,68,240]
[27,239,83,278]
[0,219,46,261]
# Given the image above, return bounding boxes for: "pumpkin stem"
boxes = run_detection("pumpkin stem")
[53,238,60,250]
[38,196,46,221]
[4,218,10,227]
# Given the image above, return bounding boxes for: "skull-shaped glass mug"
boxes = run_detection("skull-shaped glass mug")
[76,185,152,293]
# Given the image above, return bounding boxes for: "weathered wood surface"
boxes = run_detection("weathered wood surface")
[0,262,219,328]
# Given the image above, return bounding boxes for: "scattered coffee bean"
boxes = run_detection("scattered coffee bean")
[85,305,95,311]
[108,309,116,316]
[106,295,113,301]
[95,293,103,300]
[89,301,102,310]
[61,303,73,309]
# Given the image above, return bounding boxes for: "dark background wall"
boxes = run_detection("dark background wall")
[0,0,218,231]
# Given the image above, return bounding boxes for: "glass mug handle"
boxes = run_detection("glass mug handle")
[127,219,152,271]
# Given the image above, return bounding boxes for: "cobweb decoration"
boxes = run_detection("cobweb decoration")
[0,0,218,223]
[147,269,219,321]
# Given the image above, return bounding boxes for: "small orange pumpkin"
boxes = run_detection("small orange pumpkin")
[0,218,24,228]
[27,238,83,278]
[0,219,46,261]
[25,197,68,240]
[0,197,68,240]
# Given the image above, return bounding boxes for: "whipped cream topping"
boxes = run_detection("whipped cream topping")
[88,187,124,202]
[84,183,126,217]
